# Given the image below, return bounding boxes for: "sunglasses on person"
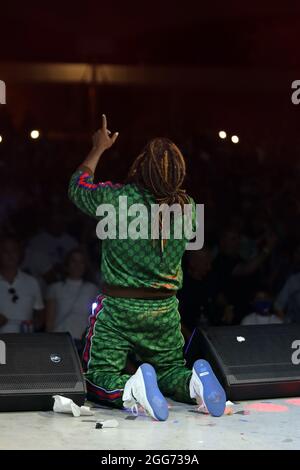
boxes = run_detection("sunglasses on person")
[8,287,19,303]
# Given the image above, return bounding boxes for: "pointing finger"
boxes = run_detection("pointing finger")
[102,114,107,130]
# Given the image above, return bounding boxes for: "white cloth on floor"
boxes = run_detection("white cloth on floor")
[53,395,94,417]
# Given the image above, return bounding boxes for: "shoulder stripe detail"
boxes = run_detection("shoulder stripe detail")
[77,172,123,190]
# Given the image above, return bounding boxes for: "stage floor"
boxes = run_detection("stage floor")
[0,398,299,450]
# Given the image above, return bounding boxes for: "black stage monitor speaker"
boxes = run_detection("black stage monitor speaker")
[0,333,86,412]
[185,324,300,401]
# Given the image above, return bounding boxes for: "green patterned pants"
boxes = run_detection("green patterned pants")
[83,294,194,407]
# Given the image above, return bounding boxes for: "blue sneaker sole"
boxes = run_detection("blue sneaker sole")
[193,359,226,417]
[140,363,169,421]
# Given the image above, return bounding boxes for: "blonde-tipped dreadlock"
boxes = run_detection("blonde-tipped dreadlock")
[127,138,190,257]
[127,137,189,208]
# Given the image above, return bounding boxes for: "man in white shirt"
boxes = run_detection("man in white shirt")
[0,237,44,333]
[241,289,282,326]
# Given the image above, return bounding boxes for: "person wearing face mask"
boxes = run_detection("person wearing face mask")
[241,288,282,326]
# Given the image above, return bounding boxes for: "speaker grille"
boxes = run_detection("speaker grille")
[227,365,300,381]
[0,374,80,391]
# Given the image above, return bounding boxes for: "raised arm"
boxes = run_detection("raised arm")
[68,115,121,217]
[81,114,119,174]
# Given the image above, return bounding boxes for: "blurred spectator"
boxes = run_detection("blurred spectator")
[274,245,300,323]
[178,247,217,336]
[241,287,282,325]
[211,228,277,323]
[267,242,296,293]
[227,214,257,261]
[22,212,78,285]
[45,248,98,347]
[0,236,44,332]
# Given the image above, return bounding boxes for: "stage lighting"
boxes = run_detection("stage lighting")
[219,130,227,139]
[30,130,40,140]
[0,135,2,143]
[231,135,239,144]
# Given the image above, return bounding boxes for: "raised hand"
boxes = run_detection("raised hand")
[92,114,119,153]
[80,114,119,174]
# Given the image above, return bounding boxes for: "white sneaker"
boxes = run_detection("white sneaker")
[122,363,169,421]
[190,359,226,417]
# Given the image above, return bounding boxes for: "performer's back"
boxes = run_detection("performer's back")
[69,170,194,291]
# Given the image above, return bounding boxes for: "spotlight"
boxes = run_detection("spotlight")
[231,135,239,144]
[30,130,40,140]
[219,130,227,139]
[0,135,2,143]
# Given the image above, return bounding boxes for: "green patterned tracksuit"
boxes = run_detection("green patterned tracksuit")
[68,167,196,407]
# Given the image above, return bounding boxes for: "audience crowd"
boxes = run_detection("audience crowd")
[0,130,299,347]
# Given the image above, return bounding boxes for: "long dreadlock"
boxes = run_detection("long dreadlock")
[127,137,189,207]
[127,137,190,256]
